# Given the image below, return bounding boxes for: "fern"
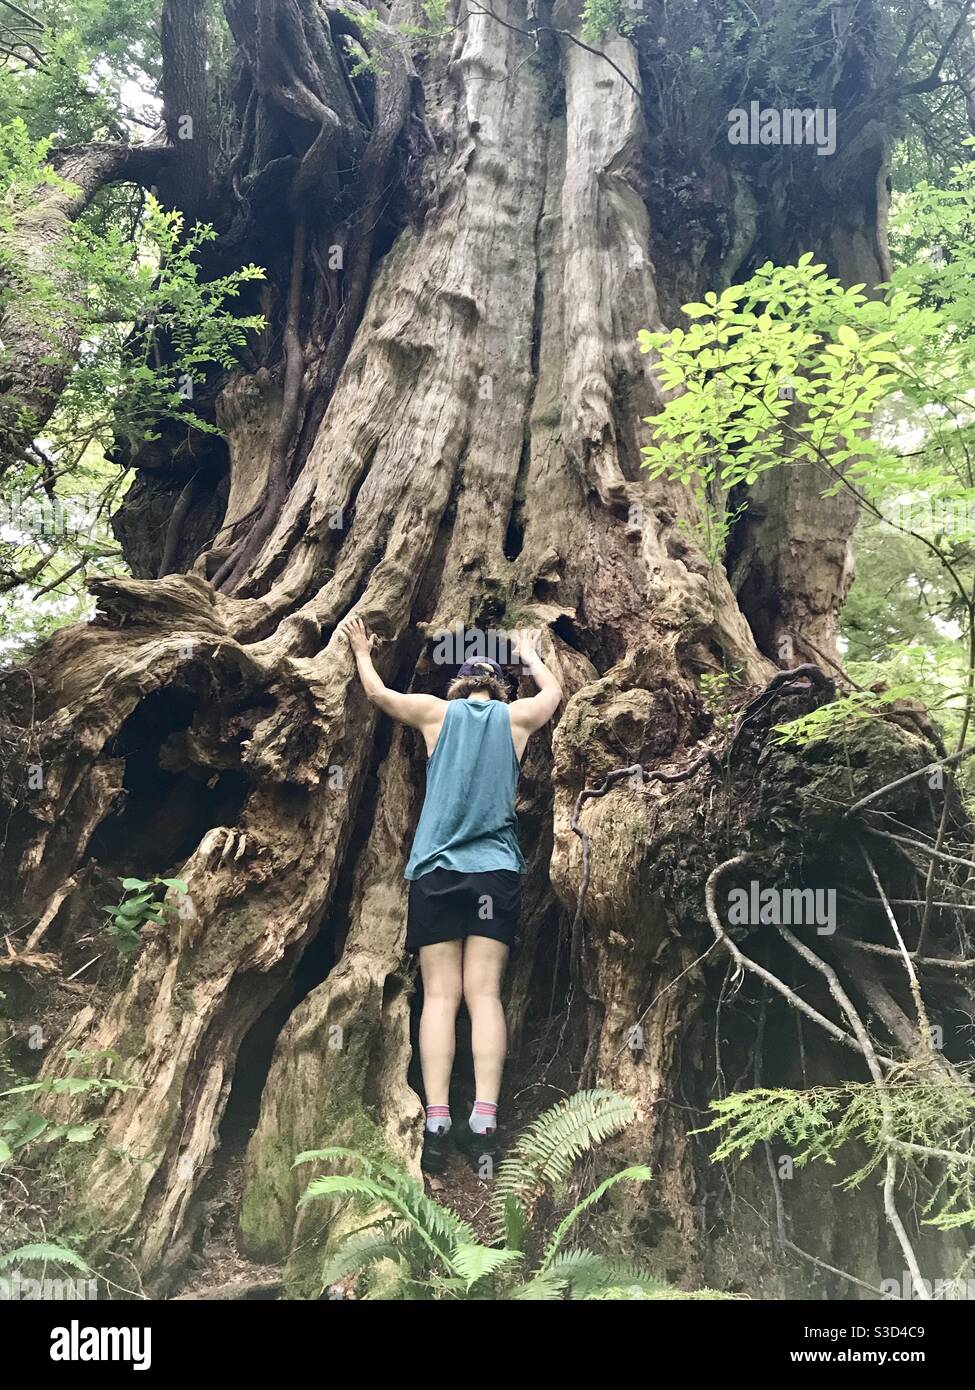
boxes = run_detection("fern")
[450,1243,522,1291]
[509,1269,570,1300]
[490,1089,635,1231]
[535,1248,661,1298]
[319,1225,403,1287]
[0,1241,89,1271]
[539,1165,652,1270]
[300,1171,476,1267]
[300,1089,734,1300]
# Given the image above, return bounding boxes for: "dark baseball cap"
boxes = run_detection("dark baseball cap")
[457,657,504,679]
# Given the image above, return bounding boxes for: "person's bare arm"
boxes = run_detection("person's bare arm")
[509,628,562,736]
[338,616,445,735]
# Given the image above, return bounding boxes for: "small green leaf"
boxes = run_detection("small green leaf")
[117,897,151,917]
[14,1112,48,1146]
[66,1124,98,1143]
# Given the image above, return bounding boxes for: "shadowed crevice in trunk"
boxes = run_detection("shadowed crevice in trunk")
[86,686,257,878]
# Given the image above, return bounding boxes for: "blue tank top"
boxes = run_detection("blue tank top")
[404,698,526,880]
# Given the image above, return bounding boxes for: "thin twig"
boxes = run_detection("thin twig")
[859,841,935,1049]
[845,743,975,818]
[775,923,929,1296]
[703,856,886,1061]
[866,827,975,873]
[837,938,975,972]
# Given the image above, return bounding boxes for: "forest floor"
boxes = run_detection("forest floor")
[172,1130,283,1301]
[169,1016,575,1297]
[4,937,580,1299]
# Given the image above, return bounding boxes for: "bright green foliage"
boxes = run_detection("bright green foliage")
[697,1073,975,1231]
[100,875,188,955]
[0,1240,89,1271]
[639,153,975,516]
[0,128,264,656]
[0,7,161,142]
[0,1048,133,1162]
[485,1087,635,1228]
[401,0,451,53]
[579,0,645,42]
[641,148,975,751]
[639,255,908,497]
[1,178,266,458]
[771,687,915,748]
[339,0,450,76]
[0,3,263,655]
[298,1090,734,1300]
[0,119,61,211]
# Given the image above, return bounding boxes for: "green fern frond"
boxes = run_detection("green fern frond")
[544,1247,661,1297]
[298,1090,741,1301]
[699,1076,975,1229]
[451,1243,522,1290]
[508,1269,570,1300]
[319,1228,404,1288]
[490,1089,635,1232]
[501,1192,526,1253]
[0,1242,89,1271]
[540,1164,652,1269]
[301,1163,479,1269]
[300,1174,392,1205]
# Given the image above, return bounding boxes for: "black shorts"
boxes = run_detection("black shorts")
[406,868,522,952]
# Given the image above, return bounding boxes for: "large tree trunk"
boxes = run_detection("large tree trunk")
[2,0,971,1297]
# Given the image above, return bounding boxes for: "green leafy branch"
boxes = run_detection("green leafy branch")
[696,1074,975,1231]
[0,1048,134,1163]
[101,874,187,955]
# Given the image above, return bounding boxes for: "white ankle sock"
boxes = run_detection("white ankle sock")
[469,1101,497,1135]
[426,1105,451,1134]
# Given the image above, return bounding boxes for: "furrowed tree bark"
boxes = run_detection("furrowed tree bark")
[157,0,211,222]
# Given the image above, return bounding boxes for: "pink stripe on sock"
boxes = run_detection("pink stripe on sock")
[473,1102,497,1115]
[427,1105,450,1116]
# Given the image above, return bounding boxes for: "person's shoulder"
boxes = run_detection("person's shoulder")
[404,692,447,726]
[509,690,559,732]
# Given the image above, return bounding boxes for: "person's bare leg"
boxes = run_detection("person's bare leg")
[462,935,509,1107]
[418,940,463,1109]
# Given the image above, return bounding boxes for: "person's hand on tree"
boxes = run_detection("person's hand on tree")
[513,627,541,665]
[338,614,377,657]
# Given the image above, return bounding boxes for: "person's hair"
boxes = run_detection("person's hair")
[446,673,510,702]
